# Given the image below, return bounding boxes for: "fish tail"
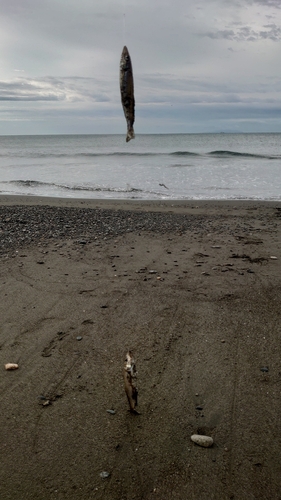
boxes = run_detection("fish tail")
[126,126,135,142]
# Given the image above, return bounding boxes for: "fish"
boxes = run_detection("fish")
[120,46,135,142]
[123,351,140,414]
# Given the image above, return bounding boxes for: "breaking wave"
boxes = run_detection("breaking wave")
[1,150,279,160]
[208,150,280,159]
[4,180,169,198]
[169,151,200,157]
[7,180,144,194]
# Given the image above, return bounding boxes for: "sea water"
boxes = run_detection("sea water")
[0,133,280,200]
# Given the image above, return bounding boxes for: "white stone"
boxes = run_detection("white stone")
[191,434,213,448]
[4,363,19,370]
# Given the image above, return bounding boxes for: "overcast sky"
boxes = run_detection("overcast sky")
[1,0,281,135]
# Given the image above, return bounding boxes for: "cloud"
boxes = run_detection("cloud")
[247,0,281,7]
[229,0,281,8]
[205,23,281,41]
[0,77,111,102]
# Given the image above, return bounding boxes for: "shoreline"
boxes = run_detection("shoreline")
[1,194,281,212]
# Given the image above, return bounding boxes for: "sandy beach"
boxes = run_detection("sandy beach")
[1,196,281,500]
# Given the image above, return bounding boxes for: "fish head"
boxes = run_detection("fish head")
[120,46,131,70]
[122,46,129,59]
[124,351,135,373]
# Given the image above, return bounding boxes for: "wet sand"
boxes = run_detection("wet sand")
[1,196,281,499]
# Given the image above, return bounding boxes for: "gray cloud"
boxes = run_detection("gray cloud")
[247,0,281,7]
[0,80,64,101]
[206,23,281,41]
[0,77,111,102]
[230,0,281,8]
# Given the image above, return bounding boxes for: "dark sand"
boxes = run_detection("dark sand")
[1,196,281,499]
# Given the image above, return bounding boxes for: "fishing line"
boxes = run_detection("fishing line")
[123,12,126,46]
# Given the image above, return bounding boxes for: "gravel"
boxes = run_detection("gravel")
[0,205,218,254]
[1,203,277,255]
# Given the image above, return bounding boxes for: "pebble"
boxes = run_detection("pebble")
[0,205,234,254]
[270,256,277,260]
[4,363,19,370]
[100,471,110,479]
[76,336,83,341]
[106,409,116,415]
[191,434,213,448]
[260,366,269,372]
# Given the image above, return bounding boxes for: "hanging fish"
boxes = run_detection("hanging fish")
[120,46,135,142]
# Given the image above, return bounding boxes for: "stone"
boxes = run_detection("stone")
[5,363,19,370]
[100,471,110,479]
[191,434,213,448]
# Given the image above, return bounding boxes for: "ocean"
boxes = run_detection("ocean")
[0,133,280,201]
